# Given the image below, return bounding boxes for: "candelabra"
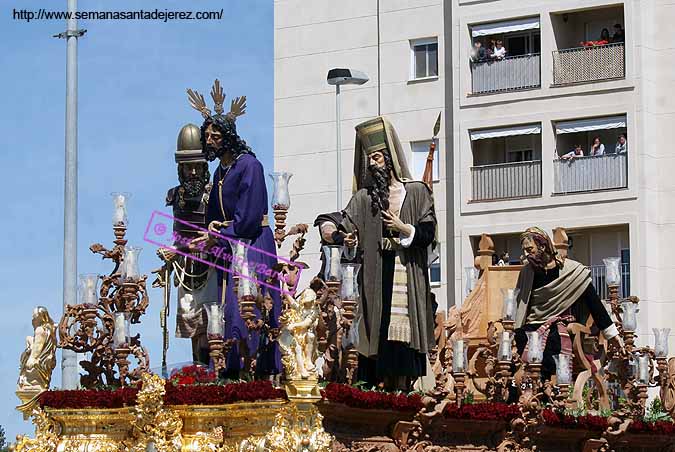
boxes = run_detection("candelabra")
[58,194,150,388]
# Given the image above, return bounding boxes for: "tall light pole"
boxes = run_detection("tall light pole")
[54,0,86,389]
[326,68,369,211]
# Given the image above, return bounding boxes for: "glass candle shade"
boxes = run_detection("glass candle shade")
[237,267,258,299]
[637,353,650,384]
[79,274,99,305]
[603,257,622,286]
[498,331,513,362]
[322,245,344,282]
[621,301,638,332]
[122,246,142,281]
[204,302,224,337]
[501,288,520,321]
[526,331,544,364]
[112,312,130,348]
[554,354,573,385]
[653,328,671,358]
[340,263,361,300]
[111,192,130,227]
[464,266,479,297]
[452,339,467,374]
[269,172,292,210]
[231,239,251,274]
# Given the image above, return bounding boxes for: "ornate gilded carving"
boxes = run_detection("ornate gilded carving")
[124,373,183,452]
[14,408,60,452]
[239,404,332,452]
[278,287,320,379]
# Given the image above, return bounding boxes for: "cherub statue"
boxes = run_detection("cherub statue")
[17,306,57,392]
[279,288,320,379]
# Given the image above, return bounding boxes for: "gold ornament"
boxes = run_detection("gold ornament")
[14,408,60,452]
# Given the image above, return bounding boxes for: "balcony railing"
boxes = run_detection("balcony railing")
[590,263,630,300]
[553,153,627,194]
[471,160,542,202]
[471,53,541,94]
[553,43,625,86]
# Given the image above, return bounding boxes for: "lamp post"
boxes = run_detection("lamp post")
[326,68,369,211]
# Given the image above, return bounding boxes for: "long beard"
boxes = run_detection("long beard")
[367,164,391,214]
[527,251,551,271]
[204,144,224,162]
[183,178,206,197]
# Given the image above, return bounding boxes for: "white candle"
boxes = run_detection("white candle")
[499,332,512,361]
[343,266,354,299]
[329,248,341,280]
[453,339,465,373]
[113,313,127,347]
[637,354,650,384]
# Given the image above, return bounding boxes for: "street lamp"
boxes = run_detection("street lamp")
[327,68,369,210]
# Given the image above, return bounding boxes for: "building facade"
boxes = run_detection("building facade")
[274,0,675,349]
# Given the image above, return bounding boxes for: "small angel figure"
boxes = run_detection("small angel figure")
[279,288,320,379]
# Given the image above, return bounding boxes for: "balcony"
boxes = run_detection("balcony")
[552,42,625,86]
[471,54,541,94]
[553,153,627,194]
[471,160,542,202]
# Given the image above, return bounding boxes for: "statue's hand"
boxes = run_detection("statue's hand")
[344,232,358,248]
[189,231,216,251]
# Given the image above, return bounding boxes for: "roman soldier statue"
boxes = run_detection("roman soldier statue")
[187,80,281,378]
[160,123,217,366]
[325,116,438,389]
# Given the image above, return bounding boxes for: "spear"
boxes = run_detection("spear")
[422,112,442,191]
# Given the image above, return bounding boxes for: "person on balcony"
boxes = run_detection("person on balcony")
[513,227,624,380]
[492,40,506,60]
[471,41,486,62]
[590,136,605,156]
[612,24,625,43]
[561,144,584,160]
[599,28,611,45]
[614,134,627,154]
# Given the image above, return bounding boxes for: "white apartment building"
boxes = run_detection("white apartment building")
[275,0,675,349]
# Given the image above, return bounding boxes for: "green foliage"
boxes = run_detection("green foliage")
[0,425,8,452]
[463,390,475,405]
[645,398,672,423]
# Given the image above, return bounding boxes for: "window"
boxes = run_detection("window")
[505,31,540,57]
[429,244,441,286]
[410,38,438,80]
[411,139,440,182]
[506,149,533,163]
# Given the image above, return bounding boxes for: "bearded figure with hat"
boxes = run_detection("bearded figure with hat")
[325,116,437,389]
[514,227,624,380]
[159,123,216,366]
[186,80,281,379]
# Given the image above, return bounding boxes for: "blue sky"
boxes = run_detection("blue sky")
[0,0,272,440]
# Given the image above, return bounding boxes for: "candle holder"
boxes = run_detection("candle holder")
[501,288,519,323]
[621,301,638,349]
[205,302,226,372]
[464,266,479,299]
[340,263,361,324]
[111,192,130,228]
[653,328,670,358]
[269,172,292,248]
[59,209,151,389]
[452,339,468,404]
[322,245,345,283]
[238,273,259,324]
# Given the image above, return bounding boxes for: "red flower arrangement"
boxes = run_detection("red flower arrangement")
[444,401,520,421]
[322,383,423,412]
[39,387,139,410]
[165,380,286,405]
[169,365,217,386]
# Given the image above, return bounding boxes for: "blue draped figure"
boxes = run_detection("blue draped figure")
[187,81,281,377]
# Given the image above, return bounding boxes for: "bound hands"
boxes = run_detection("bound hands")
[382,210,413,237]
[188,220,229,251]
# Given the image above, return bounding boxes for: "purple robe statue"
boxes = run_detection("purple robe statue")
[206,153,281,376]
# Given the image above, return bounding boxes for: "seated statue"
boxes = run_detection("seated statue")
[17,306,57,392]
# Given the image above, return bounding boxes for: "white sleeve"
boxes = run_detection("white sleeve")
[601,324,620,340]
[400,225,416,248]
